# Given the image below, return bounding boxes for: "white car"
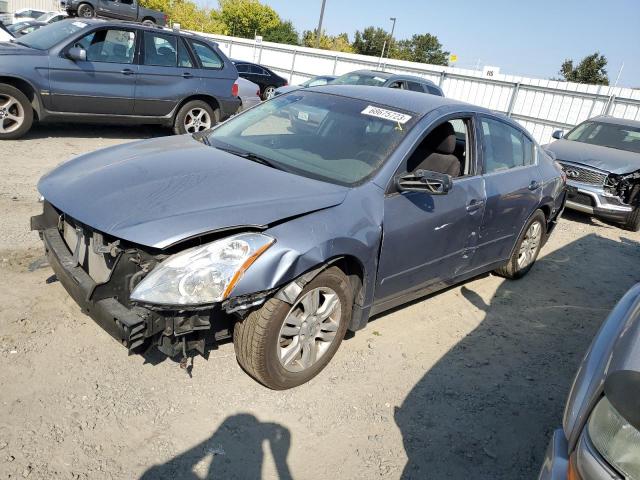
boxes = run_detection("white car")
[35,11,67,23]
[236,77,261,112]
[4,7,46,24]
[0,20,12,41]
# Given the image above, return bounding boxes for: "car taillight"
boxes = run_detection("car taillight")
[231,80,239,97]
[256,89,260,97]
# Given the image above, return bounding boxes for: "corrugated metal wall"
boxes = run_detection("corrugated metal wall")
[8,0,59,12]
[202,33,640,145]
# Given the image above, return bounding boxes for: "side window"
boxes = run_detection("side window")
[177,38,193,68]
[235,64,248,73]
[522,134,534,165]
[308,78,328,86]
[80,29,136,64]
[190,40,223,69]
[249,65,267,75]
[144,31,177,67]
[426,85,443,96]
[406,81,424,92]
[388,81,405,89]
[481,117,528,173]
[120,0,134,4]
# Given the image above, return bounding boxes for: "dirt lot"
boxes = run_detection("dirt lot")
[1,123,639,480]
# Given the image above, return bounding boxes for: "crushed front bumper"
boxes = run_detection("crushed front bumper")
[565,181,633,223]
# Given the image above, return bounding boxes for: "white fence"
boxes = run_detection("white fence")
[7,0,60,12]
[201,33,640,145]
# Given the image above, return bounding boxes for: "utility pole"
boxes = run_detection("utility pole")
[315,0,327,49]
[387,17,396,59]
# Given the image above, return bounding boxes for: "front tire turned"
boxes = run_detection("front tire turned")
[234,266,353,389]
[494,210,546,279]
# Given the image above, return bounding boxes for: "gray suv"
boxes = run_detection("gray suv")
[0,19,240,139]
[66,0,166,26]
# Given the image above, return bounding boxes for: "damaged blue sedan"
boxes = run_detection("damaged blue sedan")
[31,86,566,389]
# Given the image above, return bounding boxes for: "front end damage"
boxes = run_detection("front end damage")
[30,201,274,359]
[604,170,640,212]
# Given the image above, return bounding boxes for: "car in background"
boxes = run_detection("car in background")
[35,11,67,23]
[538,282,640,480]
[3,7,47,24]
[274,75,336,96]
[0,19,240,139]
[32,86,565,389]
[236,76,261,112]
[232,59,287,100]
[65,0,166,26]
[332,69,444,96]
[545,116,640,231]
[0,20,12,40]
[7,19,46,36]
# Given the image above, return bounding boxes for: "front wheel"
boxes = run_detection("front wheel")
[0,84,33,140]
[173,100,217,135]
[234,266,353,389]
[77,3,95,17]
[494,210,546,279]
[262,85,276,100]
[624,207,640,232]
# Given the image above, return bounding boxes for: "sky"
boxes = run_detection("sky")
[250,0,640,87]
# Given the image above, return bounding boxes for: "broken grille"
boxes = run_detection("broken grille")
[558,162,608,186]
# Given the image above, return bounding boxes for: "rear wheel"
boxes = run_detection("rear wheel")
[173,100,217,135]
[234,266,352,389]
[142,18,155,26]
[494,210,546,279]
[262,85,276,100]
[77,3,95,17]
[624,207,640,232]
[0,84,33,140]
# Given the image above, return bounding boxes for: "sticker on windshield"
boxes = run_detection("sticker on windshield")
[361,105,412,124]
[297,110,309,122]
[72,21,87,28]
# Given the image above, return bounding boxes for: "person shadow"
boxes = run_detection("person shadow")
[139,414,292,480]
[393,233,640,479]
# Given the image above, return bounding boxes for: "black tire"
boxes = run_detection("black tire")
[262,85,276,100]
[142,18,155,26]
[624,207,640,232]
[0,84,33,140]
[234,266,353,390]
[77,3,95,17]
[494,210,546,279]
[172,100,217,135]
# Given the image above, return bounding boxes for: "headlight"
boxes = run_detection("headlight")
[130,233,274,306]
[588,396,640,479]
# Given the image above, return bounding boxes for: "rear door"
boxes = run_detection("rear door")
[134,31,199,116]
[472,115,542,268]
[49,27,138,114]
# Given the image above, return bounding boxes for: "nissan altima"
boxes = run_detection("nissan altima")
[31,86,566,389]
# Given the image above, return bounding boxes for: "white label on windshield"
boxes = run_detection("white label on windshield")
[361,105,412,124]
[297,110,309,122]
[373,77,386,82]
[72,21,87,28]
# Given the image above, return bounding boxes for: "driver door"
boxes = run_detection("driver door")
[374,116,486,308]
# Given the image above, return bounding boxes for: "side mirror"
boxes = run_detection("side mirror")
[67,46,87,62]
[552,130,564,140]
[396,169,453,195]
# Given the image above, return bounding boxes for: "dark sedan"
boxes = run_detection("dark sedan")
[232,59,287,100]
[545,116,640,231]
[0,19,240,139]
[32,86,566,389]
[7,20,47,36]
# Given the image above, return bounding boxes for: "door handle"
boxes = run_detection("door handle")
[182,72,193,78]
[528,181,541,191]
[466,199,485,212]
[120,68,135,76]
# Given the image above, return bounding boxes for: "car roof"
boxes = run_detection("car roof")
[342,69,394,79]
[66,18,213,42]
[590,115,640,129]
[305,84,481,116]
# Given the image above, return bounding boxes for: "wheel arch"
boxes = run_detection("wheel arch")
[0,76,42,120]
[174,95,221,120]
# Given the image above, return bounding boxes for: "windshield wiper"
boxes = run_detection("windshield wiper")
[215,146,283,170]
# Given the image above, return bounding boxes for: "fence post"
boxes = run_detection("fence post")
[587,85,602,118]
[258,44,264,64]
[332,55,339,75]
[605,95,617,115]
[438,71,446,88]
[228,39,233,58]
[507,82,521,117]
[289,51,297,83]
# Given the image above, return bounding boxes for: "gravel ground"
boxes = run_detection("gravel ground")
[1,123,639,479]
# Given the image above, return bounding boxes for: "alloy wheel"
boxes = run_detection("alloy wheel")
[184,108,211,133]
[278,287,342,373]
[264,86,276,99]
[0,94,25,134]
[517,220,542,268]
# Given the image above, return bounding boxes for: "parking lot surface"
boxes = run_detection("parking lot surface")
[1,124,640,479]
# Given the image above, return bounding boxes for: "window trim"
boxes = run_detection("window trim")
[188,39,224,70]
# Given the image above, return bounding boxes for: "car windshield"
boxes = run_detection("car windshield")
[205,91,418,186]
[17,19,87,50]
[7,22,29,32]
[565,121,640,154]
[333,72,388,87]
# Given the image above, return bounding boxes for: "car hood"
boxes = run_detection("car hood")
[38,135,349,249]
[545,139,640,174]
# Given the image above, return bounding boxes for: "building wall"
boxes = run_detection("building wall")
[8,0,60,13]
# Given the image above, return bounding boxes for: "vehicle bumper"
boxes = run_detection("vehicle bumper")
[219,97,242,120]
[238,97,261,112]
[538,429,569,480]
[565,181,632,223]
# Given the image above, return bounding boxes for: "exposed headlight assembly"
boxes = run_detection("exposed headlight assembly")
[588,396,640,479]
[130,233,274,306]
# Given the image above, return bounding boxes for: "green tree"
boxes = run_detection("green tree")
[391,33,448,66]
[352,26,391,57]
[217,0,280,38]
[559,52,609,85]
[302,30,353,53]
[264,20,299,45]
